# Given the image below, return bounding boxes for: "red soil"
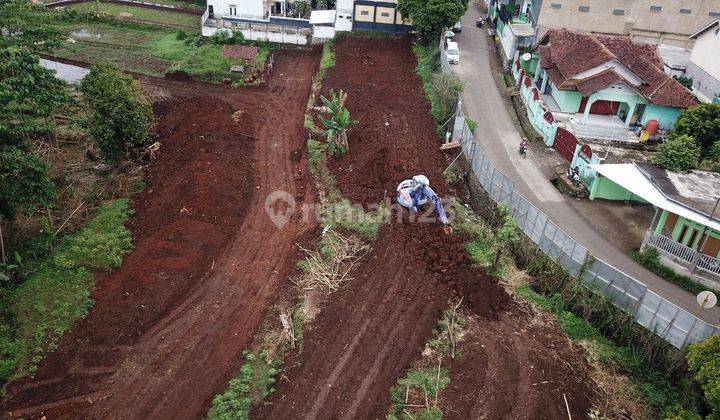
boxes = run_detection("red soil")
[2,49,319,419]
[255,222,509,419]
[325,37,450,206]
[254,36,596,419]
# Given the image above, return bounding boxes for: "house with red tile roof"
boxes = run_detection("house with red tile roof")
[528,29,698,135]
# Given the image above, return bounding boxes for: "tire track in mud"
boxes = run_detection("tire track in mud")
[255,36,596,419]
[2,49,319,419]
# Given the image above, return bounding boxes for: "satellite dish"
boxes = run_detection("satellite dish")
[697,291,718,308]
[522,52,532,61]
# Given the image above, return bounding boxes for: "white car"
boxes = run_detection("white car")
[446,41,460,64]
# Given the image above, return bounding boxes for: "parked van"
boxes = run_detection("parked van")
[446,41,460,64]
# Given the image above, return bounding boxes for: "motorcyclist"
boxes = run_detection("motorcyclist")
[519,137,529,156]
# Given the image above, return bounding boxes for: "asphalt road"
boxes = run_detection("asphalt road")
[451,6,720,325]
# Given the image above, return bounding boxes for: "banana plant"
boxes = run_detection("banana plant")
[317,90,357,158]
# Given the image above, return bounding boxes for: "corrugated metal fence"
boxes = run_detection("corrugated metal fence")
[439,48,719,348]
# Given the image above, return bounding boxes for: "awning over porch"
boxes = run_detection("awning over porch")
[589,163,720,232]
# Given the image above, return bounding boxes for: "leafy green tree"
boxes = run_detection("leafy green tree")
[398,0,467,41]
[686,334,720,417]
[317,90,356,158]
[0,146,56,219]
[673,75,693,89]
[0,0,65,53]
[652,134,701,172]
[672,103,720,155]
[0,47,70,146]
[80,64,153,163]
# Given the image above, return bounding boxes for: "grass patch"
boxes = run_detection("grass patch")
[323,200,388,239]
[320,38,336,70]
[0,199,132,383]
[151,32,251,81]
[208,350,281,420]
[388,304,465,419]
[51,19,266,81]
[502,73,514,87]
[413,44,463,136]
[443,162,458,184]
[629,248,720,297]
[465,117,477,134]
[66,2,200,28]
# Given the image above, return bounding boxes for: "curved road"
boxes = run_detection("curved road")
[452,6,720,325]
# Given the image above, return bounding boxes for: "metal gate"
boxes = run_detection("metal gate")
[553,128,579,162]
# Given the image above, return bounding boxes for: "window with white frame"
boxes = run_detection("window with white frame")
[229,5,237,15]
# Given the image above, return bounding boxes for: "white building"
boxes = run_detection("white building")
[206,0,267,21]
[688,19,720,103]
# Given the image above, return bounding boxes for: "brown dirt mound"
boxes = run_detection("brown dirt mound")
[440,309,597,419]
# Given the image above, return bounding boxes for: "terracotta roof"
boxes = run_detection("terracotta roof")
[222,45,259,60]
[575,69,622,96]
[536,29,698,109]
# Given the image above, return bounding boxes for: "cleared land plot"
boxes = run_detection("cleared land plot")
[255,36,597,419]
[65,3,201,28]
[2,49,320,419]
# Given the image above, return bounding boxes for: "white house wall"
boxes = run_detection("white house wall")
[688,26,720,101]
[208,0,265,20]
[202,26,309,44]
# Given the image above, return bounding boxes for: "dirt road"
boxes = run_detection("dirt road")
[2,49,319,419]
[254,37,596,419]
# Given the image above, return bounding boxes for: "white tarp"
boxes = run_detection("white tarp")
[590,163,720,232]
[309,10,336,25]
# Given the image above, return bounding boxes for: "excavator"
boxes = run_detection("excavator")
[396,175,452,234]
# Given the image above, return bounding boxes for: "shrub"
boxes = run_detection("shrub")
[686,334,720,416]
[653,134,700,172]
[466,117,477,134]
[80,63,153,163]
[0,146,56,219]
[672,103,720,155]
[320,38,335,70]
[629,248,720,296]
[208,350,281,420]
[1,200,132,382]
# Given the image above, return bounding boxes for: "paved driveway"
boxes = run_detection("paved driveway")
[450,6,720,325]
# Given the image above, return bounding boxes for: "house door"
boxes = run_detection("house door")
[702,235,720,257]
[553,128,579,162]
[631,104,646,126]
[579,98,622,115]
[208,5,214,18]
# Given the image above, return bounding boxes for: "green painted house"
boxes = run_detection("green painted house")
[590,163,720,288]
[530,30,698,131]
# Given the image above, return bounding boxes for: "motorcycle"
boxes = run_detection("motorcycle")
[566,167,581,186]
[518,144,528,159]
